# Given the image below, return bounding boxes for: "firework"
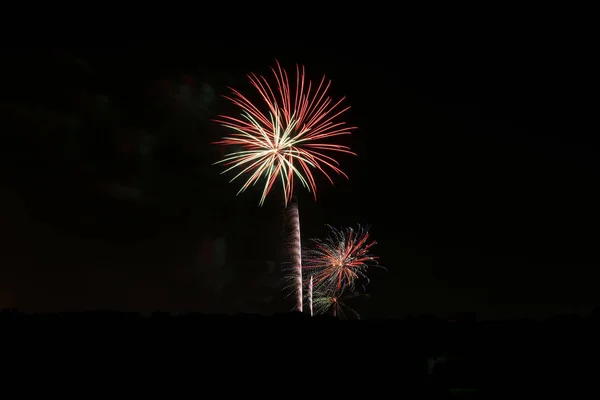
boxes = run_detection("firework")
[214,61,357,313]
[303,225,379,294]
[213,60,356,206]
[312,287,367,320]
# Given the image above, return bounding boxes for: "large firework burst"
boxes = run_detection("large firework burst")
[213,60,356,206]
[303,225,379,294]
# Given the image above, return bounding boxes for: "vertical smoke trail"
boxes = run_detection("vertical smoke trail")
[308,276,313,316]
[285,195,303,312]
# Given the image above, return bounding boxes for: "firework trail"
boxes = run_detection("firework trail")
[284,195,303,312]
[308,275,313,316]
[213,60,356,207]
[303,225,380,294]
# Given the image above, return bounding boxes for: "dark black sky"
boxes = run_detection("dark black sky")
[1,30,598,318]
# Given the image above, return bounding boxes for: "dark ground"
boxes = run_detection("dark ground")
[2,309,599,394]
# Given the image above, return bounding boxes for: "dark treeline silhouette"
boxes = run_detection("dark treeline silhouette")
[3,309,599,394]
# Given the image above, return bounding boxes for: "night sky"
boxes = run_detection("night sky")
[1,34,598,319]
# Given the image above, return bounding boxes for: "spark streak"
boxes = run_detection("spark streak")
[308,275,313,316]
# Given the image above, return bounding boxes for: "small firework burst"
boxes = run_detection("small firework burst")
[303,225,380,294]
[312,287,367,320]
